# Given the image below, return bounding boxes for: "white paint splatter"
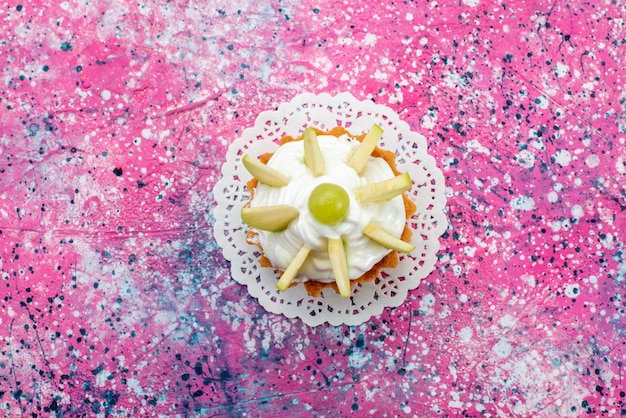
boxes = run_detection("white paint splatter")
[553,149,572,167]
[585,154,600,168]
[492,339,512,358]
[521,273,536,287]
[95,367,109,387]
[338,37,353,46]
[462,0,479,6]
[101,90,111,100]
[535,96,549,109]
[617,156,626,174]
[419,293,435,316]
[458,326,473,343]
[555,62,569,77]
[465,139,490,154]
[374,69,388,81]
[363,33,378,46]
[126,378,145,396]
[571,204,583,219]
[499,314,516,328]
[564,283,580,298]
[348,349,372,369]
[547,191,558,203]
[448,391,463,408]
[516,149,536,169]
[422,114,436,129]
[511,195,535,211]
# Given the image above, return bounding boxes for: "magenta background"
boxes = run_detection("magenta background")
[1,0,625,416]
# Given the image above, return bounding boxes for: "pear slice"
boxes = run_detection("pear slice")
[346,124,384,174]
[242,154,290,187]
[356,172,412,203]
[363,223,415,253]
[276,244,311,291]
[328,237,350,298]
[303,127,325,177]
[240,205,299,232]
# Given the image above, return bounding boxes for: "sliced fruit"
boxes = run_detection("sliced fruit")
[346,124,384,174]
[328,237,350,298]
[308,183,350,225]
[242,154,290,187]
[303,127,325,177]
[356,172,412,203]
[240,205,299,232]
[363,222,415,253]
[276,244,311,292]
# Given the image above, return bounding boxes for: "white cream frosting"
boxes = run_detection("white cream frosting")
[250,134,407,283]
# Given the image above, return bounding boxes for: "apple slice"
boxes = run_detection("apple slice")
[346,124,384,174]
[328,237,350,298]
[363,223,415,253]
[240,205,299,232]
[356,172,412,203]
[303,127,325,177]
[242,154,290,187]
[276,244,311,291]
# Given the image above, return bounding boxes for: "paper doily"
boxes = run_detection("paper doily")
[213,92,447,327]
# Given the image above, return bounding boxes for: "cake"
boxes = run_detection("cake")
[240,125,417,298]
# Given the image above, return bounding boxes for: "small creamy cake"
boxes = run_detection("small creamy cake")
[241,126,416,297]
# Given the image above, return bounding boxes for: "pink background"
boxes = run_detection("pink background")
[1,0,625,416]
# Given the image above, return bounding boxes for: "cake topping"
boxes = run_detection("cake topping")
[356,172,412,203]
[308,183,350,225]
[242,154,290,187]
[346,123,384,173]
[328,237,350,297]
[276,244,312,292]
[240,205,299,232]
[363,223,415,254]
[303,127,326,177]
[240,125,412,297]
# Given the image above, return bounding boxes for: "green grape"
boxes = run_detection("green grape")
[308,183,350,225]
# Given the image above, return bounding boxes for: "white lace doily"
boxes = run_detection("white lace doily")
[213,92,447,327]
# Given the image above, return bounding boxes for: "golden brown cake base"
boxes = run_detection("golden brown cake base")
[245,127,417,298]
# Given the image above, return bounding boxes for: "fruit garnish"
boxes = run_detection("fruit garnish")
[346,124,384,174]
[363,223,415,253]
[303,127,325,177]
[308,183,350,225]
[328,237,350,297]
[241,205,299,232]
[276,244,311,291]
[356,172,412,203]
[242,154,290,187]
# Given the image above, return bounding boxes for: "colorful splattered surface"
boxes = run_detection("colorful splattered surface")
[1,0,625,416]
